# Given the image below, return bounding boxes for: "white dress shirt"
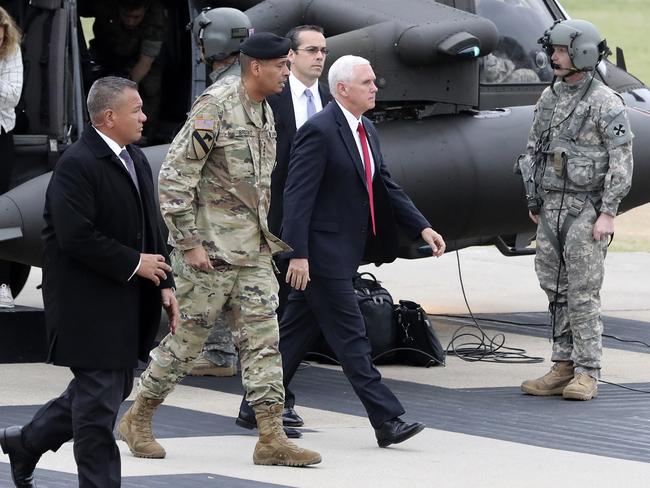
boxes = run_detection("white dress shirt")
[93,127,137,173]
[0,46,23,132]
[93,127,141,279]
[289,72,324,130]
[335,101,375,178]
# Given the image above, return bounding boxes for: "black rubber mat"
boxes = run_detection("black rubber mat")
[0,463,295,487]
[431,312,650,354]
[0,404,253,440]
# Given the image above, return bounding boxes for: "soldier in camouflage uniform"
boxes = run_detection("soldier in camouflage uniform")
[89,0,166,142]
[117,32,321,467]
[518,20,633,401]
[191,7,251,87]
[186,7,252,378]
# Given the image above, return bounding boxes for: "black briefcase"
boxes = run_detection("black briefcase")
[306,272,398,364]
[353,272,399,364]
[394,300,446,367]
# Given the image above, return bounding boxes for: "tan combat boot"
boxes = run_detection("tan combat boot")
[562,372,598,401]
[189,355,237,377]
[253,403,321,466]
[117,394,166,458]
[521,361,574,396]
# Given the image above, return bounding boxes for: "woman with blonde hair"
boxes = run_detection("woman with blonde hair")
[0,6,22,308]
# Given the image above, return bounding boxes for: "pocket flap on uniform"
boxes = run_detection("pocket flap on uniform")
[566,157,594,187]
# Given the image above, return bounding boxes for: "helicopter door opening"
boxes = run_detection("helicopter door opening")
[11,0,76,187]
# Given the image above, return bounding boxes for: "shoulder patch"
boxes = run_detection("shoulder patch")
[189,128,216,160]
[605,109,633,147]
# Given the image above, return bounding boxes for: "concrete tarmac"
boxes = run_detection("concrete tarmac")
[2,247,650,487]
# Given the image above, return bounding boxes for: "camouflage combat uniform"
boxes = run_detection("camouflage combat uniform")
[199,62,242,370]
[521,76,633,378]
[137,80,290,406]
[209,61,240,85]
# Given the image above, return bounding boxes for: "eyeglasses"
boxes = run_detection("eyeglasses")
[295,47,330,55]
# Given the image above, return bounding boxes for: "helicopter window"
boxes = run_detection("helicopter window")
[476,0,554,84]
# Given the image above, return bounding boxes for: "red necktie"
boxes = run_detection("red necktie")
[357,122,376,236]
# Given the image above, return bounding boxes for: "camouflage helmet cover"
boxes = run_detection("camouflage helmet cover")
[538,19,609,71]
[192,7,252,61]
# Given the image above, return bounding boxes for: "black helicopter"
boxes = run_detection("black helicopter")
[0,0,649,297]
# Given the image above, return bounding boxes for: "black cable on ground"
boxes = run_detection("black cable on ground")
[444,249,544,364]
[432,313,650,348]
[438,249,650,394]
[301,247,649,393]
[303,347,444,368]
[432,313,547,328]
[596,379,650,394]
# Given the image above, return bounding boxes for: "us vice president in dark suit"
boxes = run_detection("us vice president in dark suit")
[0,77,179,487]
[279,55,446,448]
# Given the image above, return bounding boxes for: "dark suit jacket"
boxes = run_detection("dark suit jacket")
[282,102,431,279]
[42,125,173,370]
[267,81,332,235]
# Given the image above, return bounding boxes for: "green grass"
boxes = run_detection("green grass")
[561,0,650,84]
[80,17,93,46]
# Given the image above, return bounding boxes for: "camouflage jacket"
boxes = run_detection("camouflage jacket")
[522,76,633,215]
[159,80,290,265]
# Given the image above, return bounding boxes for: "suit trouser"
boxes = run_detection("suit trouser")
[21,368,133,488]
[240,274,404,429]
[274,256,299,409]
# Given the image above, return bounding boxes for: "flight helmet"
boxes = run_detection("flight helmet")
[538,19,609,71]
[191,7,252,62]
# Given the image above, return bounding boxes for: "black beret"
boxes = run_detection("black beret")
[240,32,290,59]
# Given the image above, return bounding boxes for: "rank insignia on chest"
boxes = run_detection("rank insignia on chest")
[190,118,216,160]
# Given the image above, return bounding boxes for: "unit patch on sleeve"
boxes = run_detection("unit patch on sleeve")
[189,117,216,160]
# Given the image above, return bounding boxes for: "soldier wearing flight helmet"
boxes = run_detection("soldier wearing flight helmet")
[186,7,252,379]
[517,19,633,401]
[191,6,253,85]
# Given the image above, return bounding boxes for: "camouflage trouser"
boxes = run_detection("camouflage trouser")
[535,197,607,379]
[201,314,238,368]
[138,249,284,406]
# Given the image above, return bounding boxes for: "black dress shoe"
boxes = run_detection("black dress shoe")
[282,407,304,427]
[374,418,425,448]
[235,410,303,438]
[0,426,40,487]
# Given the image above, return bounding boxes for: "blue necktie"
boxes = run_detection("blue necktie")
[304,88,316,119]
[119,149,140,194]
